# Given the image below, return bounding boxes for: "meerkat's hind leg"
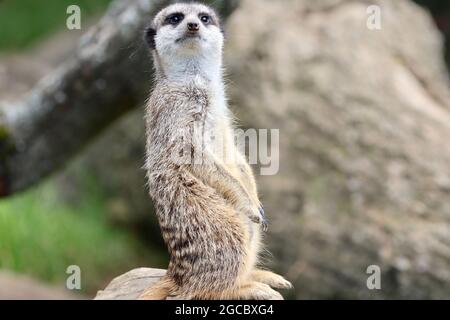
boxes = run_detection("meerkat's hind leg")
[250,269,293,290]
[234,281,284,300]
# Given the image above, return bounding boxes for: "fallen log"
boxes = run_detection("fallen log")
[94,268,166,300]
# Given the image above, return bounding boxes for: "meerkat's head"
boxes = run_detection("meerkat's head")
[145,2,223,80]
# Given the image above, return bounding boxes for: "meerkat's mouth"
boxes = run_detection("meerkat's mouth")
[176,34,202,43]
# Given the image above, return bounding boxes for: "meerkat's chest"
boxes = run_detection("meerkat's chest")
[182,82,230,149]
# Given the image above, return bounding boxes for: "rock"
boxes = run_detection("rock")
[224,0,450,298]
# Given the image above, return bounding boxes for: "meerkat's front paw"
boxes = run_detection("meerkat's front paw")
[245,206,262,224]
[248,209,262,224]
[244,205,268,231]
[246,206,268,232]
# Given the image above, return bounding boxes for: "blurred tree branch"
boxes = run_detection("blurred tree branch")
[0,0,238,197]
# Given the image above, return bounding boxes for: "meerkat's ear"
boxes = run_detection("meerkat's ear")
[144,27,157,50]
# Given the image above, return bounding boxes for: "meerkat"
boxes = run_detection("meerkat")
[139,2,292,300]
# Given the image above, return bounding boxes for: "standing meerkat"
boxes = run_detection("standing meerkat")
[139,2,292,300]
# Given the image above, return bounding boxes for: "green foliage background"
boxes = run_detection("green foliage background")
[0,174,162,294]
[0,0,112,50]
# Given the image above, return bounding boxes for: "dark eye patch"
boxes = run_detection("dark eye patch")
[199,12,216,26]
[164,12,184,26]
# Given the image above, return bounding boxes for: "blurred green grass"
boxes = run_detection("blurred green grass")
[0,0,112,50]
[0,175,162,294]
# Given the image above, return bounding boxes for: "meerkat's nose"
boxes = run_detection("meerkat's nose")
[187,22,200,32]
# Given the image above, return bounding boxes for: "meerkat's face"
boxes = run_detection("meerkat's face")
[145,3,223,57]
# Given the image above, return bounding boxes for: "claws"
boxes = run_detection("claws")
[259,206,268,232]
[261,219,268,232]
[259,206,266,219]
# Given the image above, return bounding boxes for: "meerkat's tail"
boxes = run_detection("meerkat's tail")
[138,276,178,300]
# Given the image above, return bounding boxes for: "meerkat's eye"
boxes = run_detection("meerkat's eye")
[166,13,184,25]
[200,14,211,25]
